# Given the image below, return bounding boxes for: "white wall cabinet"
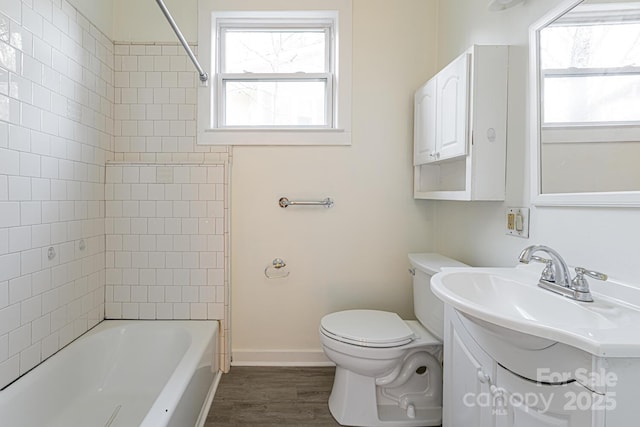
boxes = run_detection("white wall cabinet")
[413,45,508,200]
[414,52,469,164]
[414,79,437,165]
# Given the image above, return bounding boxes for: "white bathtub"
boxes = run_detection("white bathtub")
[0,320,220,427]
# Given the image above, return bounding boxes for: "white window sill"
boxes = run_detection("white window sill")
[198,128,351,146]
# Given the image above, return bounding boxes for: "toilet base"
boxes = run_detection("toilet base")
[328,367,442,427]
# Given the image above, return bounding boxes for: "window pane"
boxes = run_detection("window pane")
[541,22,640,69]
[224,30,327,73]
[543,74,640,124]
[224,80,327,126]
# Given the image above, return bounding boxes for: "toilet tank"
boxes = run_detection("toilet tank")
[408,253,469,341]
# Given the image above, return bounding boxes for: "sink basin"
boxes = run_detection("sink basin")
[431,266,640,357]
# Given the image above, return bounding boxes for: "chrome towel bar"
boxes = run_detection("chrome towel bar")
[279,197,334,208]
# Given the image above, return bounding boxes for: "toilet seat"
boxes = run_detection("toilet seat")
[320,310,416,348]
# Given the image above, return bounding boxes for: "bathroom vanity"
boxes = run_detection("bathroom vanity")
[432,265,640,426]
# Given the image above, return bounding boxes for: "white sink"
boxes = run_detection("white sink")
[431,266,640,357]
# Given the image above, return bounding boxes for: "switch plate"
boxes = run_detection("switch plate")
[505,207,529,238]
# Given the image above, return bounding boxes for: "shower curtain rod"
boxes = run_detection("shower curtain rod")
[155,0,209,84]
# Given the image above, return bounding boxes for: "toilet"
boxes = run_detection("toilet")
[319,253,468,427]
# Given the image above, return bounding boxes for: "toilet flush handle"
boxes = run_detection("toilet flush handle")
[408,268,416,276]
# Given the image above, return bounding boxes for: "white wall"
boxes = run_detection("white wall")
[67,0,113,39]
[230,0,439,363]
[434,0,640,286]
[72,0,195,43]
[112,0,198,43]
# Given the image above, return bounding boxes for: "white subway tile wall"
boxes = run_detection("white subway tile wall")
[0,0,113,388]
[110,43,230,367]
[0,5,232,387]
[104,163,226,321]
[112,42,229,162]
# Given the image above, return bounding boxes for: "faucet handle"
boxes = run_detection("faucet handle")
[531,255,555,282]
[531,255,550,264]
[575,267,607,281]
[572,267,608,292]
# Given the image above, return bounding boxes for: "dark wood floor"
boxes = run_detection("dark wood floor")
[205,366,342,427]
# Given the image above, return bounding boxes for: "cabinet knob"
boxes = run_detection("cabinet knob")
[477,369,490,384]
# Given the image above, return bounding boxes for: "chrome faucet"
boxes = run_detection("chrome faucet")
[518,245,572,287]
[518,245,606,303]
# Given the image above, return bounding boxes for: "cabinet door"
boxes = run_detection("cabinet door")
[443,324,494,426]
[436,52,470,161]
[414,79,437,165]
[495,365,596,427]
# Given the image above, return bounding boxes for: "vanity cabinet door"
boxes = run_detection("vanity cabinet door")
[435,52,469,161]
[494,365,597,427]
[414,79,437,165]
[443,307,495,427]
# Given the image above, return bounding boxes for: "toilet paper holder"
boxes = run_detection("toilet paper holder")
[265,258,290,279]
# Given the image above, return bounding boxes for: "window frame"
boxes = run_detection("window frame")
[540,4,640,129]
[197,2,352,146]
[216,19,335,129]
[541,66,640,127]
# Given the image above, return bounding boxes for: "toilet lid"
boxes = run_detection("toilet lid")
[320,310,416,348]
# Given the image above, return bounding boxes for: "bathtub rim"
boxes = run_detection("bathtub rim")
[0,319,221,427]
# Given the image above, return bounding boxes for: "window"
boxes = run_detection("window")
[540,6,640,126]
[220,22,332,128]
[198,1,352,145]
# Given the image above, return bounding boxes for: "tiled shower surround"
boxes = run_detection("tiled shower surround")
[0,1,230,389]
[0,0,113,388]
[108,44,231,362]
[104,163,226,321]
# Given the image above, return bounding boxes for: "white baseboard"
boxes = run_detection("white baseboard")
[231,349,335,367]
